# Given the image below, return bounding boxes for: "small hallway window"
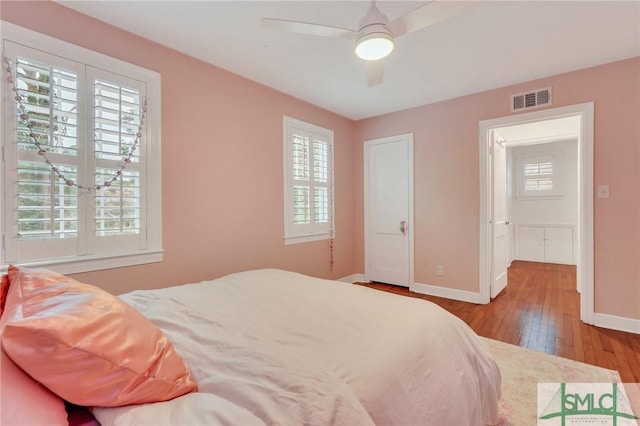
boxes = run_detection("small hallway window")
[519,155,556,196]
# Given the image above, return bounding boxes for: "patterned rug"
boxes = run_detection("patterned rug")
[483,337,622,425]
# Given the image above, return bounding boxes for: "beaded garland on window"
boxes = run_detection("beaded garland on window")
[3,57,148,192]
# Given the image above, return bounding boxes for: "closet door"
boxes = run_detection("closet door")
[364,134,413,287]
[544,227,573,264]
[518,226,545,262]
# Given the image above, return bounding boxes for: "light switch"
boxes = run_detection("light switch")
[597,185,609,199]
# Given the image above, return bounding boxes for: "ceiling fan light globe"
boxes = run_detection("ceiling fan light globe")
[355,33,394,61]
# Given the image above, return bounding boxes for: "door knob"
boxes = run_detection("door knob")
[400,220,408,235]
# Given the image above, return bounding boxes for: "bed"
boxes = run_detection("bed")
[0,266,501,426]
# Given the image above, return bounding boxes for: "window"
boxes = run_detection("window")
[283,116,334,245]
[518,155,557,196]
[1,23,162,274]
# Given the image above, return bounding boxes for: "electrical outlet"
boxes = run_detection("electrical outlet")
[436,266,444,276]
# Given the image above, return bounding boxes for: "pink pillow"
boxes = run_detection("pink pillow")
[0,274,9,316]
[0,350,70,426]
[0,273,68,426]
[1,265,197,407]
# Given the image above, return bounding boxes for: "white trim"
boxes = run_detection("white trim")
[478,102,594,323]
[144,66,163,254]
[1,249,163,276]
[363,133,414,286]
[513,195,564,201]
[505,133,578,147]
[479,126,492,304]
[578,103,595,324]
[338,273,366,283]
[515,222,577,227]
[592,313,640,335]
[283,232,332,245]
[410,282,483,304]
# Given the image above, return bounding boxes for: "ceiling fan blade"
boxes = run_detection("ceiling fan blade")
[388,1,474,37]
[262,18,356,39]
[366,61,384,87]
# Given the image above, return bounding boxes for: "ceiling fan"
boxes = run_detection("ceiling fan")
[262,1,473,87]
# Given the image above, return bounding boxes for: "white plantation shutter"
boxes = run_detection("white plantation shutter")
[524,160,553,191]
[519,156,556,195]
[88,68,146,253]
[2,25,161,272]
[5,46,84,260]
[94,168,141,236]
[292,133,310,224]
[283,116,334,244]
[15,57,80,241]
[18,161,78,239]
[312,139,329,224]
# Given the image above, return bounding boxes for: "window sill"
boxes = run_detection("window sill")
[1,250,164,275]
[284,232,333,245]
[515,194,564,201]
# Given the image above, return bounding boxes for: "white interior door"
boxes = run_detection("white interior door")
[491,133,509,298]
[364,134,413,287]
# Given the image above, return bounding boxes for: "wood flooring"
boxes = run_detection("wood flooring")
[357,260,640,383]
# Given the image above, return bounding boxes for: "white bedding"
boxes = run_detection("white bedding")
[94,269,501,426]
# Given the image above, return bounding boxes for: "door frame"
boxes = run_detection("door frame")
[478,102,594,324]
[363,133,414,286]
[490,130,509,298]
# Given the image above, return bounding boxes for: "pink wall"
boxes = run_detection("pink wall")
[355,57,640,320]
[1,1,359,294]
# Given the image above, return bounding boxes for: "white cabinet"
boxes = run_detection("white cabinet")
[544,227,573,264]
[517,225,574,265]
[518,226,545,262]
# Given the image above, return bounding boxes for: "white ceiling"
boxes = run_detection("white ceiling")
[55,1,640,120]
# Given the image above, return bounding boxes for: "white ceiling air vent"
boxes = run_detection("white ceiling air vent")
[511,87,552,112]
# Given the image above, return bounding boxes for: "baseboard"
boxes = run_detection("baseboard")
[341,276,484,305]
[410,282,483,304]
[592,313,640,335]
[338,273,366,283]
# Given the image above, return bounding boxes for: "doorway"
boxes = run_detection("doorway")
[364,133,414,287]
[479,103,594,324]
